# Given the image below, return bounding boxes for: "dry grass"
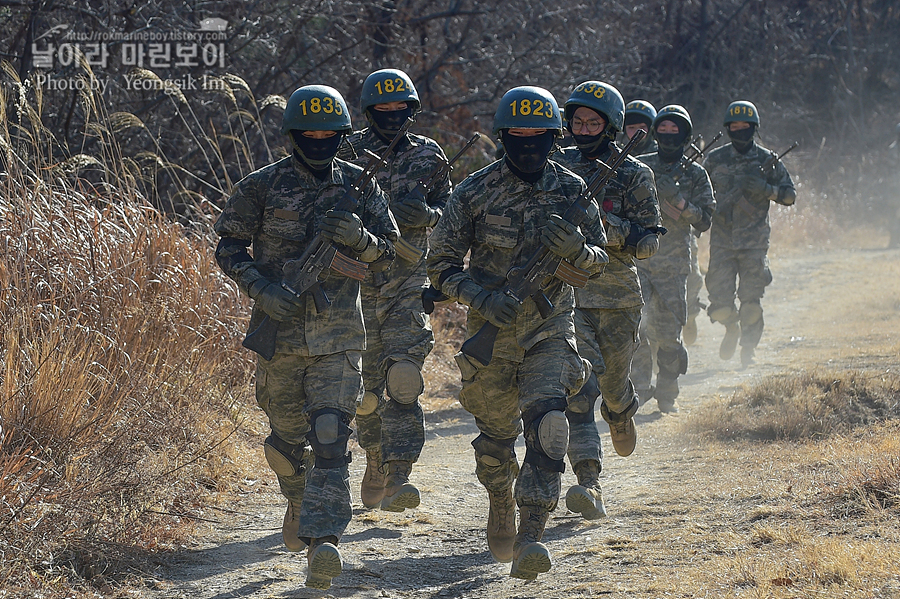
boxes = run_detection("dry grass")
[670,375,900,598]
[685,369,900,442]
[1,63,260,595]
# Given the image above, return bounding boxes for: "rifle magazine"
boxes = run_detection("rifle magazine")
[553,259,590,288]
[330,250,368,281]
[395,236,426,263]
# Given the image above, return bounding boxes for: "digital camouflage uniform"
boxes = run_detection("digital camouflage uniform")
[214,155,399,543]
[554,144,660,436]
[703,142,795,354]
[427,154,608,579]
[428,157,607,505]
[632,152,715,407]
[339,128,450,498]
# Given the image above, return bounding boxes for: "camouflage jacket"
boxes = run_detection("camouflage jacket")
[339,128,451,299]
[703,142,796,250]
[427,159,607,362]
[554,144,660,309]
[637,152,715,276]
[214,155,399,355]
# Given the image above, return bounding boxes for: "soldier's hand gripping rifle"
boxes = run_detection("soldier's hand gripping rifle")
[732,141,799,221]
[394,132,483,264]
[759,141,799,177]
[459,129,647,367]
[658,131,722,223]
[242,118,415,360]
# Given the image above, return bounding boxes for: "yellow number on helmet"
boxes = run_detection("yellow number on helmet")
[310,97,321,113]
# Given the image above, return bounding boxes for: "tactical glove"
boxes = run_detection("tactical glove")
[739,176,770,200]
[540,214,585,261]
[473,290,522,327]
[251,281,303,321]
[393,194,439,228]
[322,209,367,251]
[655,174,680,202]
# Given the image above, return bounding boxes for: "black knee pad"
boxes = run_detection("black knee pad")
[306,408,352,469]
[566,375,600,425]
[657,346,688,377]
[263,433,310,477]
[471,433,517,468]
[522,401,569,474]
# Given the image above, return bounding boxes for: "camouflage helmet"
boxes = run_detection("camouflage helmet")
[360,68,421,114]
[564,81,625,132]
[724,100,760,126]
[281,85,352,135]
[625,100,657,125]
[653,104,693,139]
[493,86,563,136]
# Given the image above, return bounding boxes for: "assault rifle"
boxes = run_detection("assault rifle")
[459,129,647,367]
[759,141,799,176]
[732,141,799,221]
[242,118,415,360]
[394,132,483,263]
[658,131,722,223]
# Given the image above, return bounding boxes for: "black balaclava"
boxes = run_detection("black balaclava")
[572,132,613,160]
[727,124,757,154]
[367,106,415,144]
[656,129,689,163]
[500,129,555,183]
[290,131,343,179]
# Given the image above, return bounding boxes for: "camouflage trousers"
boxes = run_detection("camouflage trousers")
[256,350,364,540]
[632,271,688,394]
[574,305,642,417]
[687,234,704,318]
[455,335,585,511]
[355,285,434,463]
[705,247,773,348]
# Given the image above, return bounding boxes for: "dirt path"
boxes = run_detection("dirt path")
[143,244,899,599]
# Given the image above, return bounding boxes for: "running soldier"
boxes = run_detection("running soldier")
[632,105,715,413]
[339,69,451,512]
[214,85,399,590]
[427,86,608,580]
[554,81,661,484]
[703,100,796,368]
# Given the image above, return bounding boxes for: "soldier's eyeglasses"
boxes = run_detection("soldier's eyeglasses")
[571,118,605,134]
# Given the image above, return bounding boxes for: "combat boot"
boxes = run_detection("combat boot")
[683,313,698,346]
[740,345,755,369]
[281,500,306,552]
[360,448,385,509]
[654,372,680,413]
[486,488,516,562]
[305,536,342,590]
[565,460,607,520]
[510,506,552,580]
[720,322,740,360]
[608,415,637,457]
[380,460,420,512]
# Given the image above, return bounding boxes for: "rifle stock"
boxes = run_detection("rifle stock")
[460,130,647,366]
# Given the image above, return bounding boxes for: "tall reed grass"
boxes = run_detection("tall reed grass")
[0,59,259,593]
